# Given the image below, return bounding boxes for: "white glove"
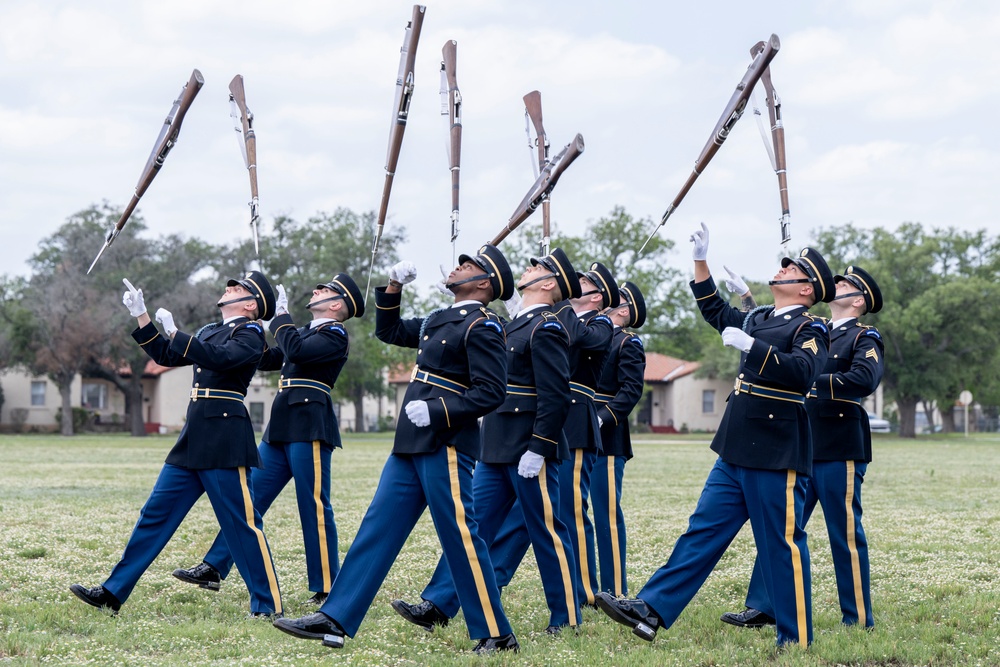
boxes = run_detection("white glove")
[275,284,289,315]
[404,400,431,427]
[517,450,545,479]
[435,264,454,296]
[722,265,749,296]
[155,308,178,337]
[389,261,417,285]
[690,222,710,261]
[122,278,146,317]
[721,326,754,353]
[502,290,522,318]
[598,416,604,428]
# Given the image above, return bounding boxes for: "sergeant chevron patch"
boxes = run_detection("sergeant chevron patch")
[801,339,819,355]
[865,348,879,362]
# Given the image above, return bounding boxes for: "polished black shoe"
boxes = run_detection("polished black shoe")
[273,612,345,648]
[473,633,519,655]
[720,607,776,628]
[172,562,221,591]
[545,624,563,635]
[306,591,328,605]
[390,598,449,631]
[69,584,121,613]
[595,591,660,641]
[249,611,283,620]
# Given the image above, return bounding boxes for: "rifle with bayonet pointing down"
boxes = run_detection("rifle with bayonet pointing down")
[366,4,426,297]
[440,39,462,264]
[88,69,204,274]
[637,34,780,255]
[750,40,791,245]
[229,74,260,255]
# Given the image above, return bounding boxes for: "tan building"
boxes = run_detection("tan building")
[640,352,734,433]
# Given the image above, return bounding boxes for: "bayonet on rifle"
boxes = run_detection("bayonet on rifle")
[638,34,780,256]
[367,4,426,297]
[750,40,791,245]
[229,74,260,255]
[523,91,552,256]
[88,69,204,274]
[441,39,462,264]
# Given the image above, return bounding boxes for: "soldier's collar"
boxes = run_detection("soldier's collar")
[829,316,856,329]
[451,299,481,309]
[310,317,336,329]
[222,315,248,325]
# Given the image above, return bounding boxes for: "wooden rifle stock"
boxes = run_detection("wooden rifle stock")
[638,35,780,255]
[88,68,204,274]
[751,40,791,244]
[442,40,462,244]
[523,90,551,254]
[490,133,585,246]
[229,74,260,254]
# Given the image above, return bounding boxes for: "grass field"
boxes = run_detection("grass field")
[1,431,999,666]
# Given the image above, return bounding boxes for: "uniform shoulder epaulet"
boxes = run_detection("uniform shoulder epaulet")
[797,311,829,335]
[319,321,347,335]
[855,321,881,340]
[534,311,566,334]
[235,320,265,336]
[552,302,574,317]
[621,330,643,349]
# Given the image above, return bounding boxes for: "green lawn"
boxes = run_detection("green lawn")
[1,432,999,666]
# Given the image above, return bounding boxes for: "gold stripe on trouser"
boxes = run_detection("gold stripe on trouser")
[446,447,499,636]
[537,461,578,627]
[844,461,866,621]
[574,450,596,603]
[238,467,282,613]
[606,457,623,596]
[312,441,332,592]
[784,470,807,647]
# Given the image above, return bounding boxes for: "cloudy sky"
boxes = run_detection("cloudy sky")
[2,0,997,290]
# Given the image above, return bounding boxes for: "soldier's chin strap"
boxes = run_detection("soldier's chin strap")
[831,290,863,301]
[516,271,556,293]
[445,273,489,290]
[307,294,345,310]
[768,278,811,286]
[217,295,256,308]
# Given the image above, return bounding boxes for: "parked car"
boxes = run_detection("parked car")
[867,413,891,433]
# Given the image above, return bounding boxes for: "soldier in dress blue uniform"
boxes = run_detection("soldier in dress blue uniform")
[482,262,616,609]
[591,280,647,598]
[70,271,283,617]
[722,265,884,630]
[273,245,520,655]
[391,248,586,635]
[596,223,835,648]
[173,274,365,605]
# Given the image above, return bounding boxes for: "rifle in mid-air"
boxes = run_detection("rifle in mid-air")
[88,69,204,274]
[229,74,260,255]
[366,4,426,295]
[637,35,780,255]
[749,39,791,244]
[440,39,462,263]
[522,91,553,256]
[489,131,585,247]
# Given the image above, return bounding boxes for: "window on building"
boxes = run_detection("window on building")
[702,389,715,414]
[249,402,265,430]
[81,382,108,410]
[31,381,46,406]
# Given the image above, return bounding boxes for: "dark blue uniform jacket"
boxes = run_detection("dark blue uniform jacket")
[596,328,646,459]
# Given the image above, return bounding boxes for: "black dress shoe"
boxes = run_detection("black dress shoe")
[273,612,344,648]
[172,562,221,591]
[595,591,660,641]
[720,607,776,628]
[69,584,121,613]
[473,633,519,654]
[306,591,328,605]
[249,611,283,620]
[545,624,562,635]
[390,598,449,631]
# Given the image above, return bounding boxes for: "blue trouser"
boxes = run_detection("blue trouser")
[319,448,511,640]
[488,449,598,604]
[103,463,282,614]
[591,454,628,596]
[746,460,872,627]
[639,459,812,647]
[422,460,581,628]
[204,440,339,594]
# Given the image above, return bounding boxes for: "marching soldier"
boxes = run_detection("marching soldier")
[591,281,647,597]
[596,223,835,648]
[173,274,365,605]
[722,265,883,630]
[273,246,520,654]
[393,248,585,634]
[70,272,282,617]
